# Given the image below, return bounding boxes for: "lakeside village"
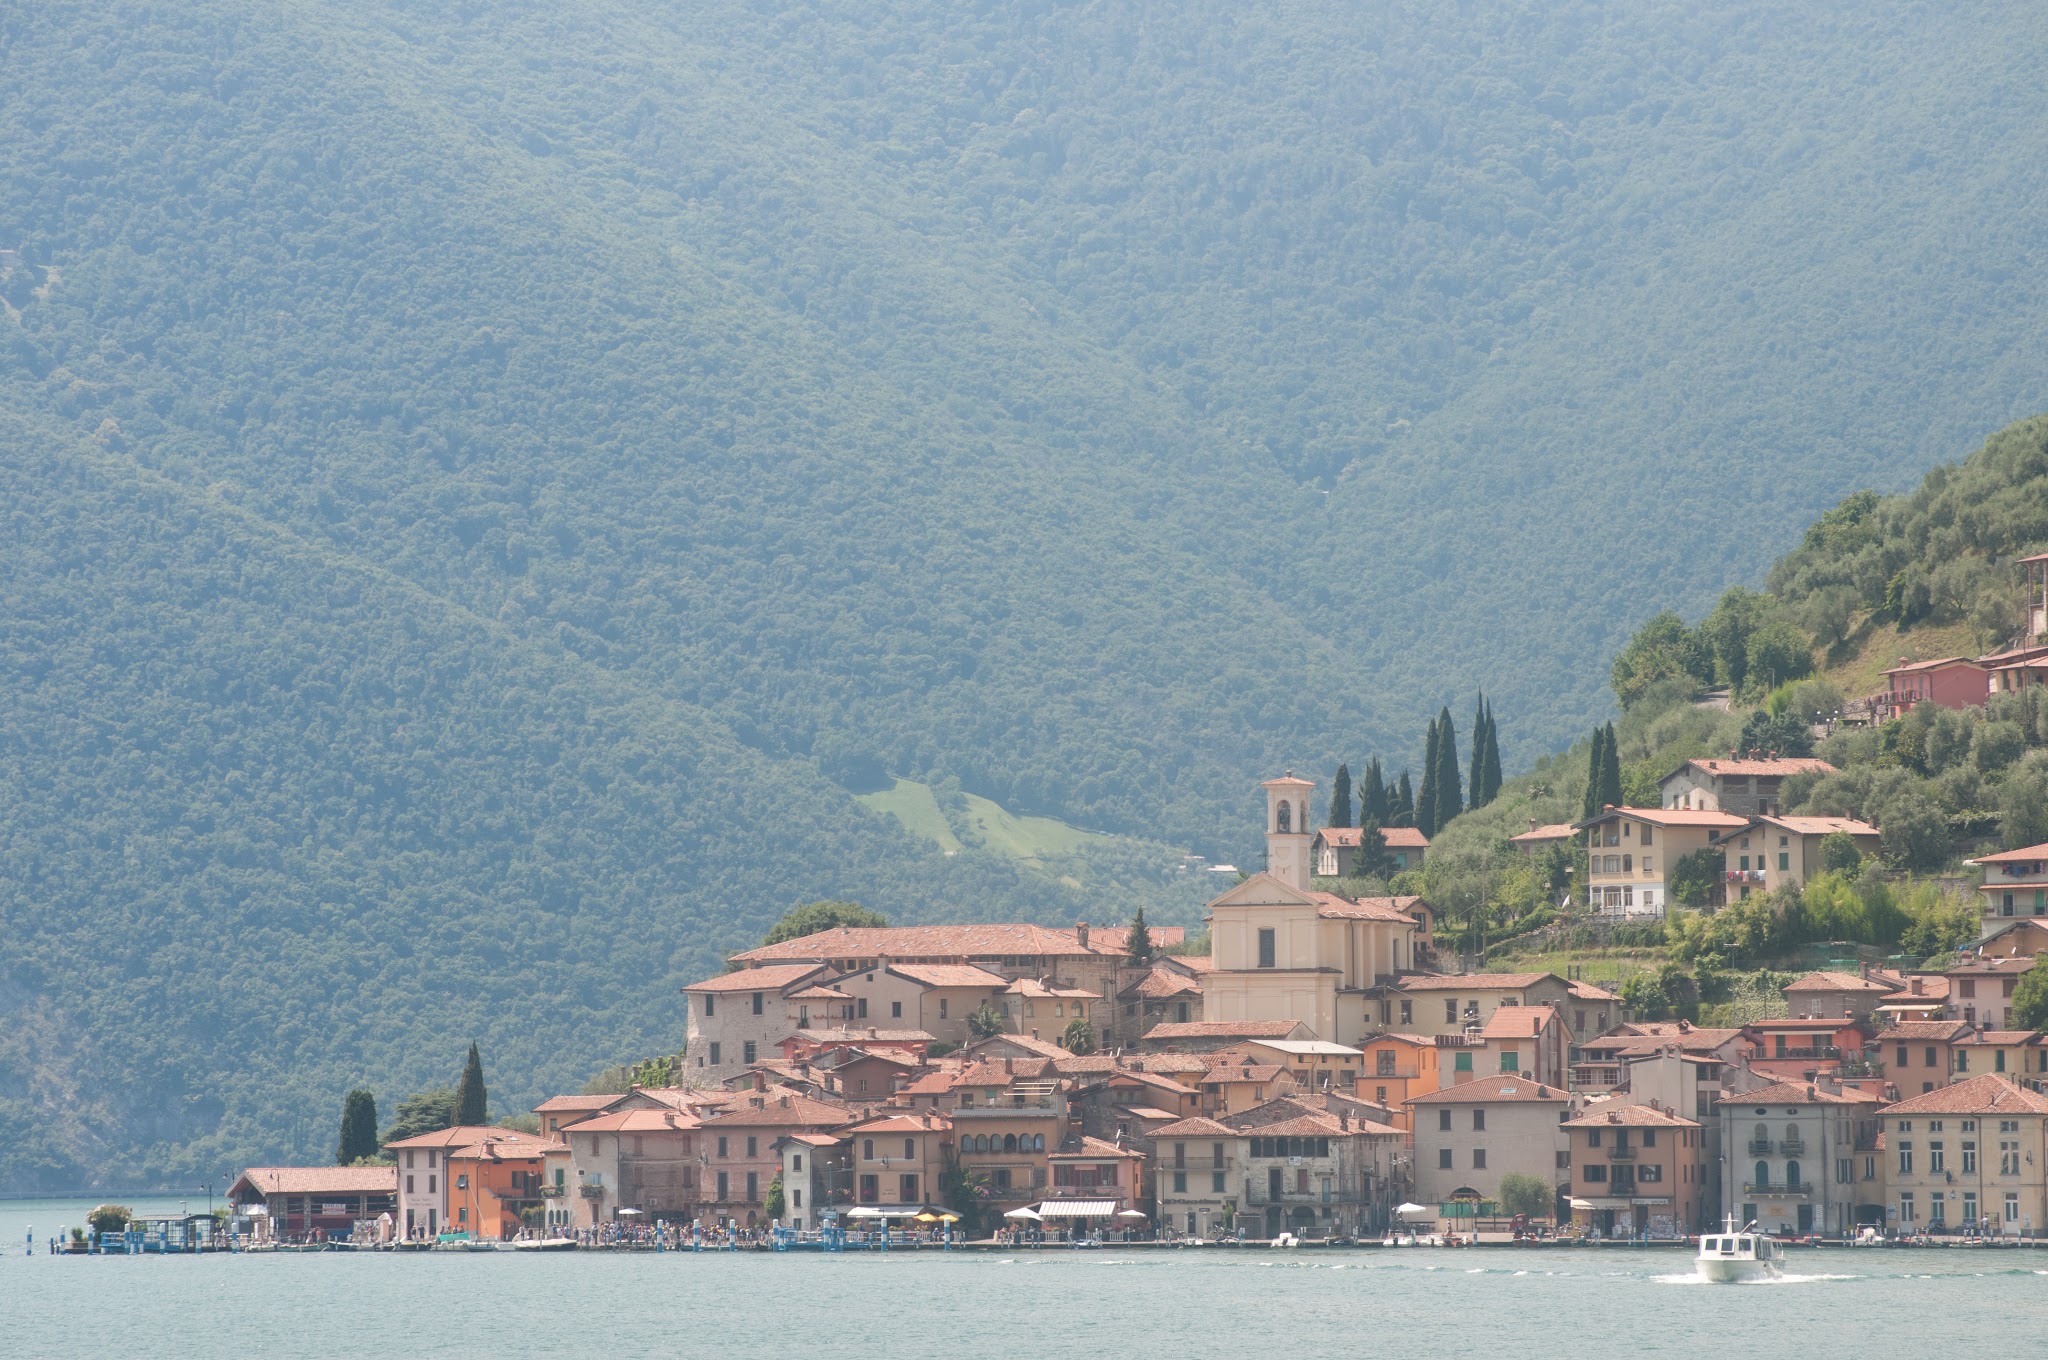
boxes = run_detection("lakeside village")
[70,734,2048,1257]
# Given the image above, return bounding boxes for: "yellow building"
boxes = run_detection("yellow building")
[1577,806,1748,917]
[1880,1075,2048,1236]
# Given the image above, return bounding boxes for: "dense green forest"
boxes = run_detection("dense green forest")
[3,0,2048,1186]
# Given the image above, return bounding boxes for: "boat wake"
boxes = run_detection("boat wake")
[1654,1272,1856,1285]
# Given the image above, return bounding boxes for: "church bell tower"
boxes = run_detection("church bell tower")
[1262,772,1315,892]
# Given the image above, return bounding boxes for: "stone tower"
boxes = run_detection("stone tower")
[1262,772,1315,892]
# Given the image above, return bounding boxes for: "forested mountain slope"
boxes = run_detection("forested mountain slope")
[3,0,2048,1185]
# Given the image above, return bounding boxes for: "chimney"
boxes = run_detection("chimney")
[1005,1057,1015,1075]
[751,1096,765,1110]
[1806,1084,1816,1100]
[1076,922,1091,950]
[869,1028,878,1039]
[754,1072,767,1092]
[1911,978,1924,996]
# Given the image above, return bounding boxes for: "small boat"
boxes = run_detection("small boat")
[459,1240,502,1252]
[1696,1218,1782,1282]
[1270,1232,1300,1249]
[511,1238,580,1252]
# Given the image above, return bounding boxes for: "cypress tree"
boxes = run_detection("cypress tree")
[1328,763,1353,829]
[1355,814,1397,878]
[1480,700,1504,807]
[454,1041,487,1126]
[1417,717,1441,837]
[1392,770,1415,825]
[1600,721,1624,809]
[1434,705,1462,827]
[1359,759,1388,825]
[1125,907,1154,964]
[336,1088,379,1165]
[1467,694,1490,811]
[1582,726,1607,824]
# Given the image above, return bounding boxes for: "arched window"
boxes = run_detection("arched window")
[1785,1160,1801,1189]
[1754,1160,1769,1188]
[1033,1134,1045,1151]
[1003,1133,1018,1153]
[1276,802,1292,833]
[1785,1122,1799,1143]
[1754,1122,1769,1148]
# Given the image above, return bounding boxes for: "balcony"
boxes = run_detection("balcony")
[1779,1138,1807,1156]
[1741,1182,1813,1197]
[1747,1139,1773,1155]
[1606,1146,1636,1161]
[540,1186,565,1199]
[578,1184,607,1200]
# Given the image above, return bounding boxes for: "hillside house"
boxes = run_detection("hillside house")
[1969,841,2048,938]
[1408,1076,1573,1224]
[1563,1102,1709,1237]
[1659,758,1837,817]
[1311,825,1430,877]
[1577,806,1749,916]
[1732,816,1881,893]
[1874,657,1990,720]
[1509,822,1577,857]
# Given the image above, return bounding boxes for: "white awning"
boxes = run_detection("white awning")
[846,1207,926,1220]
[1035,1200,1119,1219]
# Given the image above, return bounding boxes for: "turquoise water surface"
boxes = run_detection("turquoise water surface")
[4,1197,2047,1358]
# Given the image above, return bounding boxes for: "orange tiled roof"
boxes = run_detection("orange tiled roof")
[1971,841,2048,865]
[532,1094,626,1115]
[684,963,825,993]
[732,924,1103,965]
[383,1126,550,1152]
[1312,893,1428,923]
[1881,1074,2048,1116]
[1716,1081,1882,1107]
[843,1112,951,1135]
[1562,1104,1699,1129]
[1785,971,1895,994]
[1481,1006,1555,1039]
[231,1166,398,1196]
[1315,826,1430,849]
[886,963,1012,990]
[1578,806,1750,830]
[1510,823,1577,844]
[1753,816,1879,838]
[1406,1077,1566,1105]
[700,1093,852,1128]
[1145,1020,1306,1040]
[559,1109,703,1134]
[1147,1116,1236,1138]
[1119,967,1204,1000]
[1676,758,1839,778]
[1389,972,1556,992]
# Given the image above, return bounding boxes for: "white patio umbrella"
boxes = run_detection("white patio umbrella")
[1003,1206,1042,1221]
[615,1207,645,1217]
[1115,1209,1148,1220]
[846,1207,887,1219]
[1395,1203,1434,1220]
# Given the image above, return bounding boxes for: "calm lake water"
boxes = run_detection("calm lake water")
[5,1197,2048,1358]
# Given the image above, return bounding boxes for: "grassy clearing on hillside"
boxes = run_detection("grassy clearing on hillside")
[1820,617,1979,705]
[958,791,1109,860]
[855,779,965,853]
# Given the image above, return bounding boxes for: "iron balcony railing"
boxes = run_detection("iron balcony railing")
[1741,1182,1813,1197]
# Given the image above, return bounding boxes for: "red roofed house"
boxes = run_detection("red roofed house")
[1969,841,2048,939]
[557,1106,704,1231]
[1873,657,1990,721]
[384,1127,554,1240]
[1355,1034,1443,1125]
[1509,821,1577,857]
[1562,1102,1709,1238]
[844,1110,953,1212]
[1312,824,1430,878]
[1044,1132,1146,1227]
[949,1056,1066,1210]
[1943,954,2036,1029]
[1715,1077,1883,1236]
[1117,961,1204,1039]
[697,1090,855,1227]
[1659,758,1838,817]
[1476,1003,1568,1089]
[1782,968,1901,1021]
[1734,816,1882,894]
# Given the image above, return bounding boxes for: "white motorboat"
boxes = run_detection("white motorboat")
[1695,1218,1782,1282]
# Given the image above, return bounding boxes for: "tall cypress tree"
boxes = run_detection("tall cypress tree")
[1599,721,1625,809]
[1582,726,1608,824]
[1359,759,1388,825]
[336,1088,379,1165]
[1480,700,1504,807]
[1391,770,1415,826]
[1125,907,1154,964]
[454,1041,487,1127]
[1328,763,1353,829]
[1355,813,1396,878]
[1417,717,1441,836]
[1434,705,1462,828]
[1467,694,1490,811]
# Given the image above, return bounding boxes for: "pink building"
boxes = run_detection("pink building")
[1874,657,1989,719]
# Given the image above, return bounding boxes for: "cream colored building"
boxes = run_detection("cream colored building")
[1201,775,1431,1046]
[1879,1075,2048,1235]
[1407,1075,1572,1218]
[1727,816,1880,895]
[1658,758,1837,817]
[1576,806,1748,917]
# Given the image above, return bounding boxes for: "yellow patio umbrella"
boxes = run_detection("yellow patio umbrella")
[913,1212,943,1224]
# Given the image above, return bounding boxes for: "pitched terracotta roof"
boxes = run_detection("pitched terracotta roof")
[787,984,854,1001]
[1785,971,1894,994]
[956,1058,1058,1085]
[1051,1135,1138,1159]
[1562,1104,1699,1129]
[699,1093,852,1128]
[231,1166,398,1196]
[886,963,1012,990]
[1144,1020,1307,1040]
[1875,1020,1966,1040]
[1970,841,2048,865]
[1955,1030,2045,1047]
[1312,893,1428,923]
[383,1126,551,1152]
[785,1027,937,1044]
[1052,1053,1208,1075]
[1577,806,1750,830]
[731,924,1102,965]
[684,963,824,993]
[1481,1006,1555,1039]
[1389,972,1556,992]
[1881,1074,2048,1116]
[1946,957,2036,977]
[1406,1077,1566,1104]
[1315,826,1429,849]
[1752,815,1878,838]
[1169,954,1217,973]
[1674,758,1839,778]
[560,1109,703,1134]
[961,1034,1071,1060]
[1199,1064,1285,1084]
[1878,979,1952,1005]
[1147,1116,1237,1138]
[1510,823,1577,844]
[1566,980,1622,1002]
[844,1113,952,1135]
[1088,924,1188,954]
[1003,978,1100,999]
[532,1094,626,1114]
[1119,967,1204,1000]
[1227,1096,1397,1136]
[1716,1081,1881,1107]
[1881,657,1981,676]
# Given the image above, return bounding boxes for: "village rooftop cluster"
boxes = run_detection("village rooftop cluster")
[225,766,2048,1247]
